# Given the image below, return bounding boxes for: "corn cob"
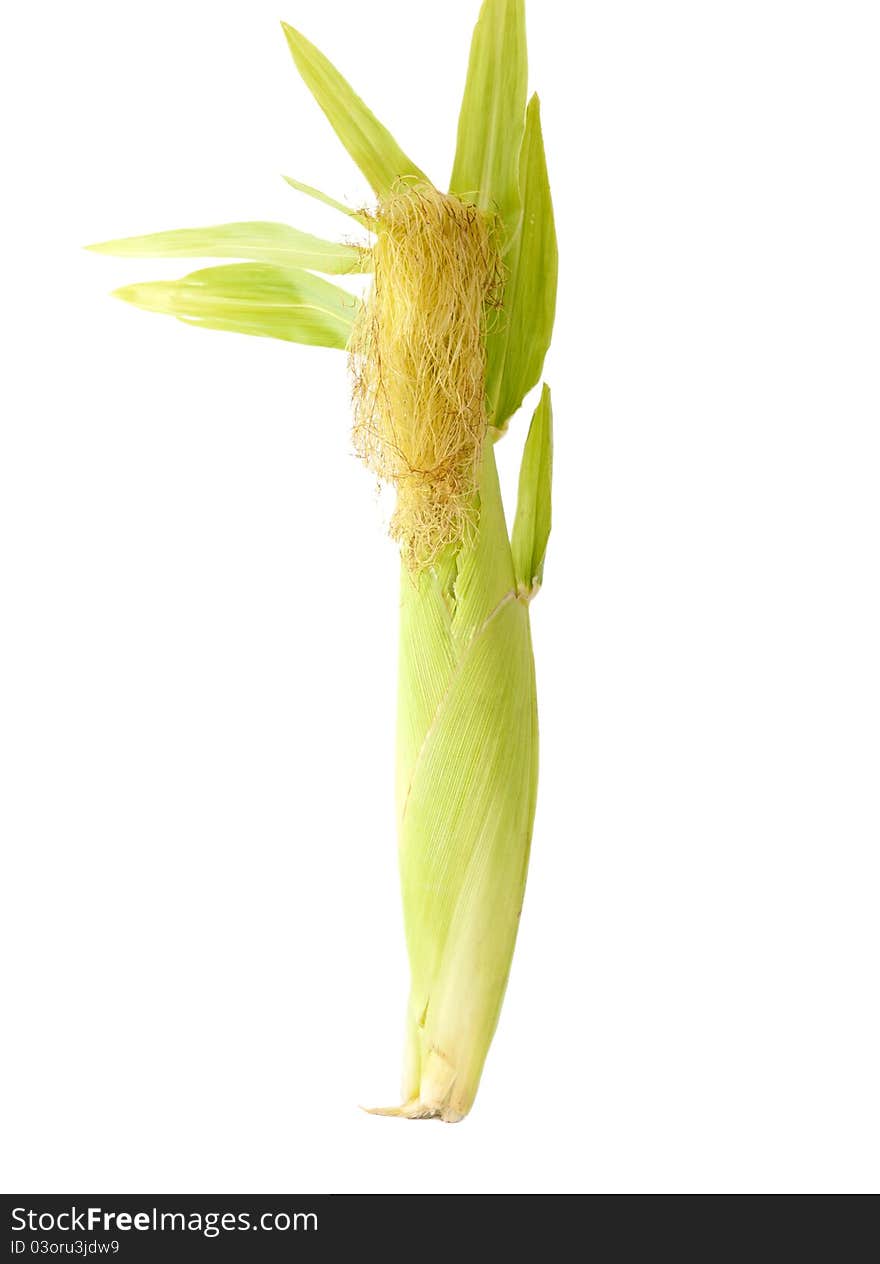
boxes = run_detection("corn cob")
[90,0,557,1122]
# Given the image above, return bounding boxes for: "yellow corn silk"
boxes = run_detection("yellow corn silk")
[91,0,556,1121]
[349,185,503,573]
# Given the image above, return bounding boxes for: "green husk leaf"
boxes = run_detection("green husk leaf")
[113,262,357,349]
[486,94,558,430]
[281,22,428,197]
[511,383,553,595]
[392,446,539,1121]
[88,221,367,274]
[282,175,372,227]
[449,0,527,234]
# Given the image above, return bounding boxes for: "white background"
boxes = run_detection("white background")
[1,1,878,1194]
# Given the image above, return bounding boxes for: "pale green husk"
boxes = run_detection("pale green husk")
[392,446,540,1120]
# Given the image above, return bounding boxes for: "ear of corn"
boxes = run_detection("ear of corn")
[92,0,556,1122]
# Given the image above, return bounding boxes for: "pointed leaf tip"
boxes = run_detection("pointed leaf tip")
[281,21,427,197]
[111,281,172,313]
[84,221,366,275]
[450,0,527,228]
[109,264,357,350]
[281,175,372,228]
[485,90,557,430]
[511,384,553,597]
